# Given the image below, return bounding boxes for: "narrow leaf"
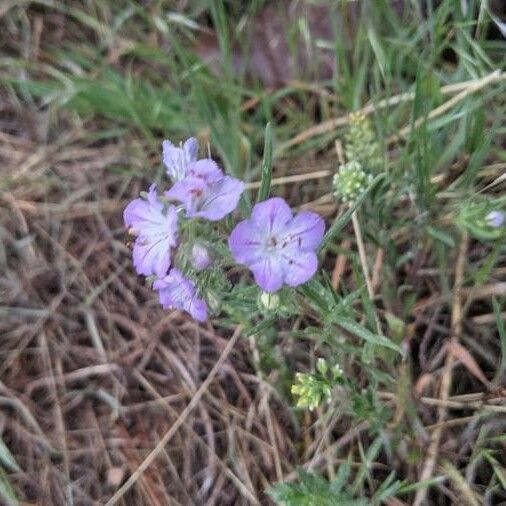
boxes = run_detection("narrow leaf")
[319,174,384,252]
[338,317,402,353]
[257,122,273,202]
[0,439,20,473]
[440,461,480,506]
[492,297,506,384]
[0,468,18,506]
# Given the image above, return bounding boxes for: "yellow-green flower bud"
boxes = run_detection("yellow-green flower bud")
[333,161,373,203]
[258,291,280,311]
[345,111,382,173]
[290,358,345,411]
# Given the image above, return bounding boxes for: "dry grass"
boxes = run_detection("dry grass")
[0,128,303,504]
[1,1,506,505]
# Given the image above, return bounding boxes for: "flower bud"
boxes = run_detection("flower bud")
[486,210,505,228]
[206,290,221,312]
[333,364,343,380]
[258,291,280,312]
[316,358,328,375]
[191,243,212,271]
[333,160,372,203]
[291,371,332,411]
[345,111,382,173]
[456,201,505,241]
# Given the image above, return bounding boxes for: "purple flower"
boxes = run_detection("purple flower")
[185,158,223,183]
[123,185,178,277]
[486,210,505,228]
[228,197,325,292]
[162,137,198,181]
[191,243,212,270]
[153,269,208,321]
[166,159,245,221]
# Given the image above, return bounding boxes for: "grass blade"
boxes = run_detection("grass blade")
[0,438,20,473]
[257,122,273,202]
[319,174,384,252]
[338,317,402,353]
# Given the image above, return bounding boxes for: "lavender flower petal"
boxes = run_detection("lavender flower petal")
[166,177,201,214]
[162,137,198,181]
[123,185,178,277]
[191,243,212,270]
[285,211,325,250]
[227,220,264,265]
[486,210,505,228]
[281,249,318,287]
[195,176,245,220]
[249,257,284,292]
[153,269,208,321]
[250,197,292,234]
[186,159,223,182]
[167,174,245,221]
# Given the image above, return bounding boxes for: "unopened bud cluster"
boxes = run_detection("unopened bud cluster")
[333,112,381,203]
[291,359,343,411]
[333,160,373,203]
[344,111,382,174]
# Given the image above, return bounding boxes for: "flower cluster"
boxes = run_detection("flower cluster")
[124,135,326,321]
[124,137,245,321]
[332,160,373,203]
[333,111,382,204]
[291,359,343,411]
[344,111,382,173]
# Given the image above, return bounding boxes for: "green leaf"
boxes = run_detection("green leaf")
[397,475,446,494]
[426,226,455,248]
[384,312,406,342]
[257,122,273,202]
[245,317,276,337]
[0,467,18,506]
[267,469,367,506]
[374,472,403,501]
[365,21,386,80]
[337,317,402,353]
[319,174,384,252]
[493,297,506,384]
[0,438,19,473]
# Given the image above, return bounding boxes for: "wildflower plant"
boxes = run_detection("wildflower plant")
[124,136,247,321]
[124,132,326,321]
[291,358,343,411]
[123,128,400,437]
[7,3,506,505]
[456,198,506,241]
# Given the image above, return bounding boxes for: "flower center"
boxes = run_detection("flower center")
[265,234,291,252]
[263,235,279,252]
